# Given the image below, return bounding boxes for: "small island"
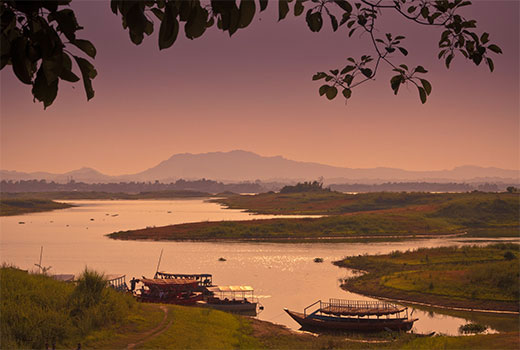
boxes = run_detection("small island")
[108,190,519,242]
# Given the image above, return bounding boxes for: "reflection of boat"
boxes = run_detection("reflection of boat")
[197,285,261,315]
[285,299,417,332]
[137,278,203,305]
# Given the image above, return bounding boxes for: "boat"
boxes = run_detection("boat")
[136,278,203,305]
[285,299,417,332]
[197,285,261,315]
[154,271,213,292]
[107,274,129,292]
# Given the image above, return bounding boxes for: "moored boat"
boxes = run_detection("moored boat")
[136,278,203,305]
[285,299,417,332]
[197,285,261,315]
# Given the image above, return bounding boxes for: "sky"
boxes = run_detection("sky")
[1,0,518,175]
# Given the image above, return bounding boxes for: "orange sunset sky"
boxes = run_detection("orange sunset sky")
[1,1,518,176]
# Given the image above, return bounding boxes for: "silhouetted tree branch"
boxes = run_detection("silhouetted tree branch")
[1,0,502,108]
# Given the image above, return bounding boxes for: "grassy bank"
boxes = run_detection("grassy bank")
[214,191,519,216]
[109,192,519,241]
[0,198,73,216]
[2,266,518,349]
[334,244,520,312]
[0,266,136,349]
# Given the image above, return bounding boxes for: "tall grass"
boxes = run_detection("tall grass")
[0,266,136,349]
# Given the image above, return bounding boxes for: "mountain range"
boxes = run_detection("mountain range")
[1,150,518,184]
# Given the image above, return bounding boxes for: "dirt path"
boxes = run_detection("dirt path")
[126,305,173,349]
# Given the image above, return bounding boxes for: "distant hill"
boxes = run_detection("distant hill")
[1,150,518,184]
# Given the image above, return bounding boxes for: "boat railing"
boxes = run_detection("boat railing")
[327,298,400,311]
[304,299,407,318]
[304,300,322,317]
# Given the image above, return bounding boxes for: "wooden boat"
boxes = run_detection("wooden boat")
[107,274,128,292]
[285,299,417,332]
[136,278,203,305]
[154,271,213,292]
[197,285,261,315]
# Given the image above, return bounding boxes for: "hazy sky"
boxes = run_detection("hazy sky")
[1,1,518,175]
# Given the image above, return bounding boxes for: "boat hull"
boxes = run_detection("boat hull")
[285,309,417,332]
[197,301,258,315]
[137,292,203,305]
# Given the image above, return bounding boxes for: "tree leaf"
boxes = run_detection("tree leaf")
[334,0,352,13]
[306,11,323,32]
[72,39,96,58]
[238,0,255,28]
[279,0,289,21]
[486,57,494,72]
[32,66,58,109]
[342,88,352,99]
[340,65,355,74]
[398,47,408,56]
[294,0,305,16]
[158,3,179,50]
[414,65,428,73]
[73,55,96,100]
[11,37,33,85]
[312,72,327,80]
[390,75,402,95]
[259,0,268,12]
[151,8,164,21]
[58,52,80,82]
[487,44,502,54]
[329,14,338,31]
[325,86,338,100]
[418,86,427,104]
[420,79,432,95]
[445,53,454,68]
[185,5,208,39]
[360,68,372,78]
[319,84,329,96]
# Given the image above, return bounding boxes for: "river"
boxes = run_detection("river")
[1,199,516,335]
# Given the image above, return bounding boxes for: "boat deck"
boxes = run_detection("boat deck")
[309,299,407,317]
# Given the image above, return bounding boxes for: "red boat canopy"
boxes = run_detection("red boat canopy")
[141,278,198,291]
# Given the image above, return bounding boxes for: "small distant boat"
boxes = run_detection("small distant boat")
[285,299,417,332]
[197,285,261,315]
[314,257,324,263]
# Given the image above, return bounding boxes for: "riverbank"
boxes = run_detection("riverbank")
[334,244,520,313]
[0,198,74,216]
[107,191,519,242]
[3,266,518,349]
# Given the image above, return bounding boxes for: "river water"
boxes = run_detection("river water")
[0,199,515,335]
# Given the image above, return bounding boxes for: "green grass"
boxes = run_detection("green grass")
[335,244,520,311]
[0,266,137,349]
[109,192,519,241]
[136,306,261,349]
[2,266,518,349]
[0,198,73,216]
[215,191,520,216]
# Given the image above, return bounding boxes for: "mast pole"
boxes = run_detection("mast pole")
[38,246,43,274]
[154,248,164,278]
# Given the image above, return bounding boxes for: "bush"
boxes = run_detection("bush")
[459,323,487,334]
[0,266,136,349]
